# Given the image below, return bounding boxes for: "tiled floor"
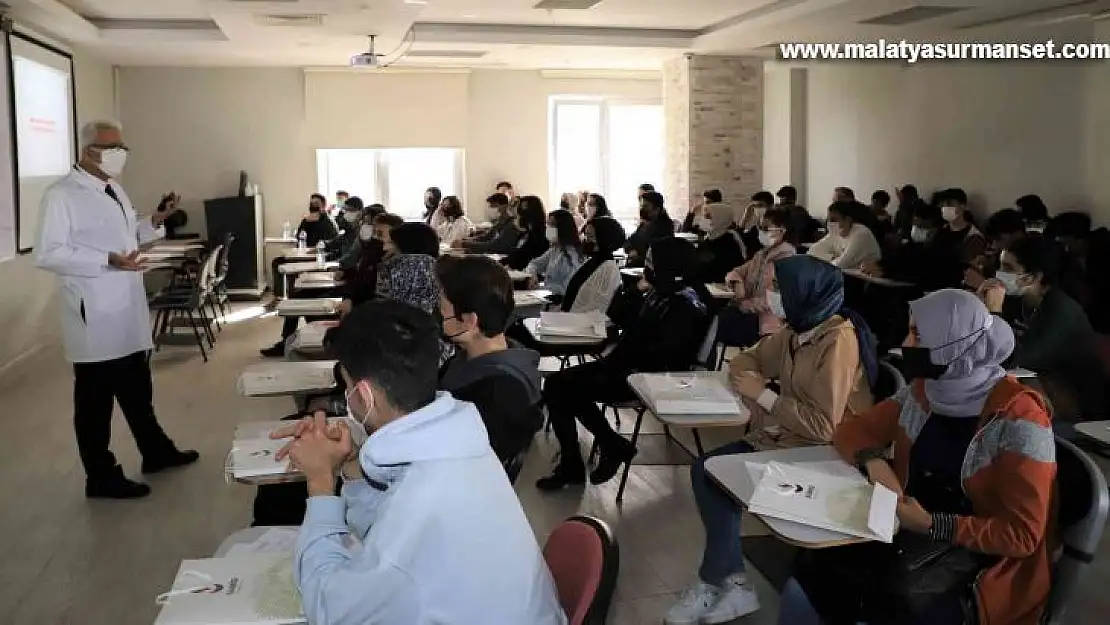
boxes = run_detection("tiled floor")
[0,306,1106,625]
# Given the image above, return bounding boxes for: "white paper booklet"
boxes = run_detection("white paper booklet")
[640,373,742,414]
[747,461,898,543]
[537,311,608,339]
[276,299,338,315]
[154,553,305,625]
[229,437,295,480]
[237,362,337,397]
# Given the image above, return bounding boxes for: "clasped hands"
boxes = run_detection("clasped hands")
[271,411,357,494]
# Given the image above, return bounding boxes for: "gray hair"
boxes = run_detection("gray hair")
[79,120,122,150]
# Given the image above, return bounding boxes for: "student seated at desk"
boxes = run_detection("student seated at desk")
[980,234,1104,420]
[735,191,776,259]
[968,208,1026,284]
[298,194,340,247]
[865,202,961,292]
[536,238,712,491]
[561,216,626,314]
[665,254,877,625]
[716,208,796,349]
[524,209,585,298]
[374,222,441,314]
[432,195,473,246]
[583,192,613,221]
[781,289,1054,625]
[502,195,550,271]
[458,192,522,254]
[624,191,675,267]
[336,213,403,314]
[681,188,725,236]
[933,188,986,263]
[437,256,544,472]
[279,302,566,625]
[559,191,587,231]
[691,195,745,284]
[807,200,881,271]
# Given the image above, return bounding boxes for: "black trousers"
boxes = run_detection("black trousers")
[544,359,636,470]
[72,351,176,479]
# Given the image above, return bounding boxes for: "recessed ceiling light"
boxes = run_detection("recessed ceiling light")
[462,13,477,19]
[404,0,429,5]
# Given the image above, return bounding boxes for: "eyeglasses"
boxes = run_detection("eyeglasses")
[92,143,129,152]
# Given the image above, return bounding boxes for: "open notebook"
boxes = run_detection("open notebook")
[638,373,742,415]
[537,311,608,339]
[154,553,305,625]
[747,461,898,543]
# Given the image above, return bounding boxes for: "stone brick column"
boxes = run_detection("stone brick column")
[664,55,764,216]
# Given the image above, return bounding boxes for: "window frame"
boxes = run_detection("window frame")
[315,148,465,221]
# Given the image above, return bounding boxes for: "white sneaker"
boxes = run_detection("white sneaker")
[664,581,721,625]
[701,574,760,624]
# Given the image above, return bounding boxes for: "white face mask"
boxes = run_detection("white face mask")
[757,229,776,247]
[766,290,785,318]
[359,224,374,242]
[941,206,958,222]
[545,226,559,244]
[98,148,127,178]
[994,271,1024,295]
[910,226,930,243]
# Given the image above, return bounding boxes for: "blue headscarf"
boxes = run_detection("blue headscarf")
[772,255,879,389]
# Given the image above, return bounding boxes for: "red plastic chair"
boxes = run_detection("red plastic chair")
[542,515,620,625]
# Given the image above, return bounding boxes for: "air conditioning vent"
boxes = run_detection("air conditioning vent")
[533,0,604,9]
[256,14,325,27]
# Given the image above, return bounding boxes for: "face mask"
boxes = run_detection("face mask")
[98,148,127,178]
[941,206,958,222]
[910,226,930,243]
[545,226,559,244]
[359,224,374,242]
[345,385,375,428]
[766,290,785,318]
[993,271,1024,295]
[757,230,776,247]
[901,328,986,381]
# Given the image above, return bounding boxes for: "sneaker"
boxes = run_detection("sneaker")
[664,581,720,625]
[260,342,285,358]
[701,574,760,624]
[86,467,151,499]
[142,449,200,474]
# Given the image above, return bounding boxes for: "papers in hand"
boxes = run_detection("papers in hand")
[155,553,305,625]
[747,461,898,543]
[640,373,742,415]
[537,311,608,339]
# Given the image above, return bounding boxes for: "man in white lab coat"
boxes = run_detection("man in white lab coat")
[36,120,198,499]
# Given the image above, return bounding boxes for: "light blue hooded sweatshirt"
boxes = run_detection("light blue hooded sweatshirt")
[294,392,566,625]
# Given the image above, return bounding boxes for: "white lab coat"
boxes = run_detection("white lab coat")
[36,167,164,363]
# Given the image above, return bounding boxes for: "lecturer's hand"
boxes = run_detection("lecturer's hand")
[109,251,143,271]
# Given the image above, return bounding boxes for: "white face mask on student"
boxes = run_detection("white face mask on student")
[993,271,1025,295]
[766,290,786,318]
[359,224,374,242]
[941,206,958,222]
[545,226,559,244]
[910,226,930,243]
[758,230,776,247]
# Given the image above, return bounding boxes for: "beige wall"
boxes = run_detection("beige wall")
[802,60,1089,219]
[0,50,116,382]
[116,67,660,235]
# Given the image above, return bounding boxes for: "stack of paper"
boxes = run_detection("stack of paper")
[537,311,608,339]
[154,553,305,625]
[747,461,897,543]
[640,373,741,414]
[237,362,337,397]
[228,438,295,480]
[276,299,338,315]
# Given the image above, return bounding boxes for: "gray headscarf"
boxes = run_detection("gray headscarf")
[909,289,1016,417]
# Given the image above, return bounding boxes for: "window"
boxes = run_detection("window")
[316,148,464,221]
[549,98,664,226]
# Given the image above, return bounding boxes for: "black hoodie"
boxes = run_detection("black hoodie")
[438,345,543,464]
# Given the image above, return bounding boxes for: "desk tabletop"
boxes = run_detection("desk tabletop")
[507,269,531,282]
[627,371,751,427]
[523,316,606,346]
[150,241,204,252]
[278,247,318,260]
[842,268,915,288]
[265,236,298,245]
[1075,420,1110,445]
[514,289,552,308]
[280,261,339,274]
[676,232,700,243]
[294,277,344,290]
[621,267,644,278]
[237,360,338,397]
[705,446,863,548]
[276,297,341,316]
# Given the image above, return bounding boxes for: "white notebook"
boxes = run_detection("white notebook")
[537,311,608,339]
[154,553,305,625]
[747,461,898,543]
[229,438,295,480]
[640,373,741,415]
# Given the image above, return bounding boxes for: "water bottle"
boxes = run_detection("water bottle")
[297,230,307,251]
[316,241,326,265]
[281,221,292,240]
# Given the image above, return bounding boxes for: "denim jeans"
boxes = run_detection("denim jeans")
[692,440,755,585]
[778,578,826,625]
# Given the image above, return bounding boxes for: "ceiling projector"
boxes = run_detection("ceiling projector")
[350,34,383,68]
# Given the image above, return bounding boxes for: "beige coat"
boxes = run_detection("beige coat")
[729,315,873,450]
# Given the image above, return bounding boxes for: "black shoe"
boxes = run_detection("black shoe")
[590,438,637,485]
[535,465,586,492]
[260,342,285,358]
[86,469,151,499]
[142,449,200,474]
